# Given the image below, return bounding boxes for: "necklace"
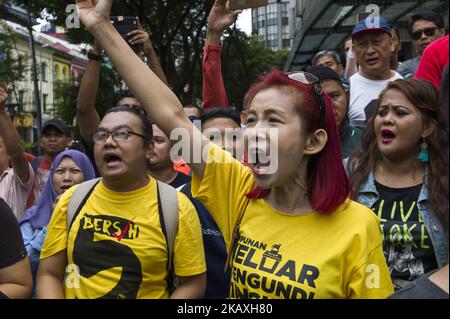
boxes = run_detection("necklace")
[376,160,424,188]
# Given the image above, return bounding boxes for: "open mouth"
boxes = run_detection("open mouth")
[381,129,396,144]
[104,154,123,166]
[366,58,378,65]
[248,148,271,176]
[60,184,73,191]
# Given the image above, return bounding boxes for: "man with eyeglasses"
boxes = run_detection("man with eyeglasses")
[397,12,445,79]
[37,106,206,299]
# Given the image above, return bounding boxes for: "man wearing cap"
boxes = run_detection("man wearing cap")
[348,17,403,126]
[308,65,363,158]
[0,83,34,220]
[31,119,71,204]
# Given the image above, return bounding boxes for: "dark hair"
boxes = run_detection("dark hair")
[200,107,241,128]
[104,105,153,144]
[245,70,350,214]
[312,50,342,66]
[391,24,400,40]
[408,12,445,34]
[348,79,449,238]
[115,89,136,104]
[183,104,202,116]
[441,65,449,124]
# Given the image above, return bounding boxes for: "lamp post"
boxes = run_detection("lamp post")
[26,0,42,153]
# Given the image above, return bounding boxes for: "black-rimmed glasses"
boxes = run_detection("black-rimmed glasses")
[92,128,146,144]
[286,71,326,129]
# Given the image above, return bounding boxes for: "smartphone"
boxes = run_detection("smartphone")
[110,16,141,53]
[229,0,268,11]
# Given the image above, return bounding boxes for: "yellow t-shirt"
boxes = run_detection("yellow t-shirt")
[192,144,394,299]
[41,178,206,299]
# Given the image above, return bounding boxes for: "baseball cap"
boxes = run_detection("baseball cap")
[352,17,392,38]
[308,66,342,83]
[42,119,69,135]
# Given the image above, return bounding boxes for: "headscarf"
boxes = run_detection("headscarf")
[20,149,96,230]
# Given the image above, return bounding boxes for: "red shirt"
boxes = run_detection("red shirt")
[202,44,229,110]
[415,35,449,89]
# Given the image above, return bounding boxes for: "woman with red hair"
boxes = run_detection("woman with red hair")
[76,0,393,299]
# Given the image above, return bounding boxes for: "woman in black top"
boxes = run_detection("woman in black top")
[0,198,32,298]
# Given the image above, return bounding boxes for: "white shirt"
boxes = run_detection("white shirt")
[0,164,34,220]
[348,71,404,123]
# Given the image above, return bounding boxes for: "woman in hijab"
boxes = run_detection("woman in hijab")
[20,150,95,282]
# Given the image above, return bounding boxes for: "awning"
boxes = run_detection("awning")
[284,0,448,71]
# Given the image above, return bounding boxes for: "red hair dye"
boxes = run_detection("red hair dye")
[245,70,350,214]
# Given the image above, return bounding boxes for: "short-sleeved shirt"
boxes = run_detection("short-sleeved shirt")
[0,164,34,220]
[31,159,51,205]
[191,143,394,299]
[0,198,27,269]
[373,182,438,290]
[348,72,403,124]
[41,178,206,299]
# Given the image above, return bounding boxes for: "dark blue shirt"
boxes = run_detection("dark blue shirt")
[181,183,230,298]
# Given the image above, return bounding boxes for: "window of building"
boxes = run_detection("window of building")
[18,90,24,113]
[63,66,69,81]
[43,94,48,113]
[40,62,47,82]
[54,64,59,81]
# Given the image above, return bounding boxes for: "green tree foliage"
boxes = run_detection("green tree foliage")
[53,58,121,125]
[221,28,289,110]
[11,0,289,111]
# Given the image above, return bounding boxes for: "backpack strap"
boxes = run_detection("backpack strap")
[156,181,179,291]
[66,178,101,233]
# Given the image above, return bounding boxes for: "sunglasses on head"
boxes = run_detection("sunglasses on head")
[286,71,326,129]
[411,27,438,40]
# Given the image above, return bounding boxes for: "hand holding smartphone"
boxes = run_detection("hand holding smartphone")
[110,16,141,53]
[228,0,268,11]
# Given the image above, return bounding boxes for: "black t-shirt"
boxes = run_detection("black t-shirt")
[169,172,191,189]
[373,181,438,290]
[0,198,27,270]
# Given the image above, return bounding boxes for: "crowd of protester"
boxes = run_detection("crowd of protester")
[0,0,448,299]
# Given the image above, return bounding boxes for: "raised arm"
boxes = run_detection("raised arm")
[128,18,168,85]
[76,40,102,149]
[202,0,240,109]
[76,0,208,179]
[0,83,30,183]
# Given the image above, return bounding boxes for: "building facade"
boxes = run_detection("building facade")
[252,0,301,51]
[284,0,449,71]
[0,18,88,146]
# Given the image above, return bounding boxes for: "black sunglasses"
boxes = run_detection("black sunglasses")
[286,71,326,129]
[411,27,437,40]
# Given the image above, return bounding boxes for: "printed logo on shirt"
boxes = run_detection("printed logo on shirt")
[70,214,143,299]
[80,214,139,241]
[229,235,320,299]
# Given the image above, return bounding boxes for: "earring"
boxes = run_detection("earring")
[417,140,429,163]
